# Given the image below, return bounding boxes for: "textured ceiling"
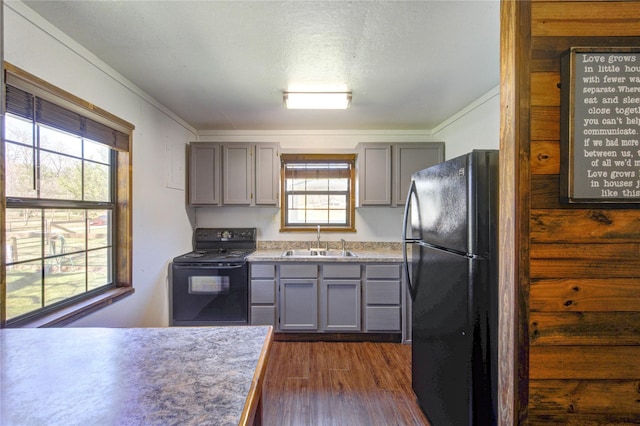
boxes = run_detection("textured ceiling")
[22,1,500,131]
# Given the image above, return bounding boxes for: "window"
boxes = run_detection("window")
[2,64,134,327]
[281,154,356,232]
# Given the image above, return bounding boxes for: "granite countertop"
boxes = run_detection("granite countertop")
[1,326,273,426]
[247,249,403,263]
[248,241,403,263]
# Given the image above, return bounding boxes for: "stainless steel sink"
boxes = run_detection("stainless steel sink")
[281,249,357,258]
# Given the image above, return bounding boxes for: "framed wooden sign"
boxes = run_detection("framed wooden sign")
[560,47,640,203]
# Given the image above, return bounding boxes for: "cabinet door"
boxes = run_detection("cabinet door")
[279,278,318,331]
[358,144,391,205]
[321,279,361,332]
[189,143,220,205]
[222,144,253,205]
[255,143,280,205]
[393,143,445,206]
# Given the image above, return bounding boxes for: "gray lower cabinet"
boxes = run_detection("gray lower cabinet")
[279,264,318,331]
[249,261,402,333]
[364,264,402,332]
[249,264,277,326]
[321,264,362,332]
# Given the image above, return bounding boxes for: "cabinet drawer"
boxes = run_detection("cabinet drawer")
[251,264,275,278]
[280,264,318,278]
[251,306,276,326]
[365,306,401,331]
[323,264,361,279]
[251,280,276,304]
[365,264,400,280]
[366,280,401,305]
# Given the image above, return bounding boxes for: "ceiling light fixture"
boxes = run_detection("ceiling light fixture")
[283,92,352,109]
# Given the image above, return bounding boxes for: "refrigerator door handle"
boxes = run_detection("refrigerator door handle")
[402,179,418,301]
[402,241,417,301]
[402,179,417,241]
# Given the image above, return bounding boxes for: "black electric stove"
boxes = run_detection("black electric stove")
[172,228,257,264]
[170,227,257,326]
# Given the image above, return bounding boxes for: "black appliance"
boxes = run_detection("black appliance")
[170,228,256,326]
[402,150,499,425]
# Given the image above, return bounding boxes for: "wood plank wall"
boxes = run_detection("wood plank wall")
[522,1,640,424]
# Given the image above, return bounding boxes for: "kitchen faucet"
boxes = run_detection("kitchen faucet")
[340,238,346,256]
[310,225,328,252]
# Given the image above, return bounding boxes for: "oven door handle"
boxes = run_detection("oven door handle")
[172,263,246,269]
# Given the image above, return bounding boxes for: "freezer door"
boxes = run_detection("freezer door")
[411,150,497,256]
[411,153,470,253]
[411,244,494,426]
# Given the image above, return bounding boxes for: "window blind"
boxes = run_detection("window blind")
[5,84,129,151]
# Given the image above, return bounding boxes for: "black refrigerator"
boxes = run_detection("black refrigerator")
[402,150,498,426]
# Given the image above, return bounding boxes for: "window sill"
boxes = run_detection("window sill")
[11,287,135,328]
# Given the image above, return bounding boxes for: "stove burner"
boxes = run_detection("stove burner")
[172,228,256,264]
[173,249,254,263]
[184,251,207,258]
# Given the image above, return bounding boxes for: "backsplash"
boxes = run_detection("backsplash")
[257,240,402,252]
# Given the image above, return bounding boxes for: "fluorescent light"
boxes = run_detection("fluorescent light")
[284,92,352,109]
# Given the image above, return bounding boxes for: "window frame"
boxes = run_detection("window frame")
[280,153,356,232]
[1,63,134,328]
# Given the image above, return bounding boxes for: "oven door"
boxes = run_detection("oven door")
[170,262,248,326]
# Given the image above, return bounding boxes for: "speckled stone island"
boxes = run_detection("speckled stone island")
[1,326,273,426]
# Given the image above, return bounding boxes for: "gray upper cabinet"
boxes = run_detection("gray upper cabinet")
[392,143,445,206]
[358,144,391,205]
[189,143,221,205]
[357,142,444,207]
[223,144,252,205]
[188,142,280,206]
[254,143,280,205]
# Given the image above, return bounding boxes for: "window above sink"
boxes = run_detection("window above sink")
[280,153,356,233]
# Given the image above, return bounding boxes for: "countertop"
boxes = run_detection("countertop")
[247,249,403,263]
[1,326,273,426]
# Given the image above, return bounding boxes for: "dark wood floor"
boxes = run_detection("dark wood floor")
[262,341,430,426]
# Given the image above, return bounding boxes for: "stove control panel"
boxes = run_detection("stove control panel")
[194,228,256,242]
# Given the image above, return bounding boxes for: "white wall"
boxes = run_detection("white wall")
[4,2,196,327]
[432,87,500,160]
